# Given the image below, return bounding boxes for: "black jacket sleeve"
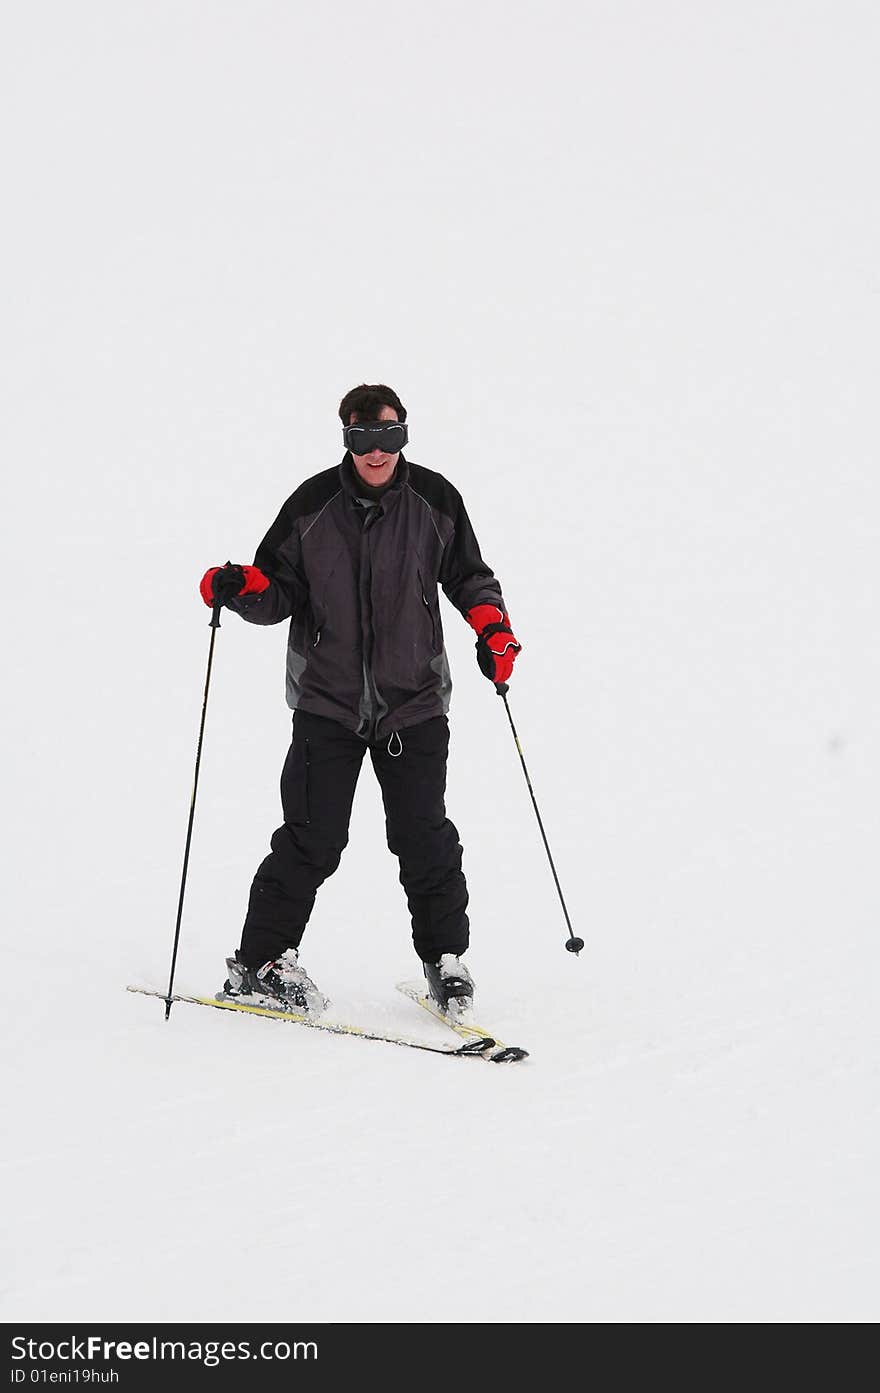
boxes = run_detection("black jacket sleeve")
[226,499,309,626]
[439,487,507,617]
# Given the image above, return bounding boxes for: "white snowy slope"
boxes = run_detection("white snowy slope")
[1,2,878,1324]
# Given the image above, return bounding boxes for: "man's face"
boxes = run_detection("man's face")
[349,404,401,488]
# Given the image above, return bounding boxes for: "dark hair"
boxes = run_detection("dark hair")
[338,383,407,425]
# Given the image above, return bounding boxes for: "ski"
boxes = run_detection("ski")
[395,981,529,1063]
[126,985,496,1060]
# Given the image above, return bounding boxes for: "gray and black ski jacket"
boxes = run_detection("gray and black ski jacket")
[228,453,507,742]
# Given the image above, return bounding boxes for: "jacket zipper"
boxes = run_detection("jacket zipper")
[361,516,388,740]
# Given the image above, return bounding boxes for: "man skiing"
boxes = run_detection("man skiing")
[199,383,521,1020]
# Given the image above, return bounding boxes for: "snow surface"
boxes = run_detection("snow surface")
[2,1,878,1323]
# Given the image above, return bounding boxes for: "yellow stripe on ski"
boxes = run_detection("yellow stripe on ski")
[395,982,529,1062]
[192,994,314,1023]
[400,987,495,1042]
[126,985,486,1057]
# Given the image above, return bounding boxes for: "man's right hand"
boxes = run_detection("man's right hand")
[199,563,270,608]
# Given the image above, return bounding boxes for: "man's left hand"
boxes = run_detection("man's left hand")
[466,604,522,684]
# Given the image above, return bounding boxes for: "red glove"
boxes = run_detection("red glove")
[199,563,270,607]
[466,604,522,684]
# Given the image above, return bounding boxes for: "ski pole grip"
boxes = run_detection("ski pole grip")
[209,559,235,629]
[494,682,509,697]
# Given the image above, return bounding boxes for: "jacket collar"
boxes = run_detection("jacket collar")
[339,452,410,513]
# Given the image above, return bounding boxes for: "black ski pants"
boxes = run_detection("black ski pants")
[240,711,469,969]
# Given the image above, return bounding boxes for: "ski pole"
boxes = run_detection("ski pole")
[164,581,227,1019]
[495,682,583,955]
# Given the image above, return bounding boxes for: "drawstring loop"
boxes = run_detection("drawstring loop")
[387,731,403,757]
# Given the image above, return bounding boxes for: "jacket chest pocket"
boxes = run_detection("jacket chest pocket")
[302,536,346,643]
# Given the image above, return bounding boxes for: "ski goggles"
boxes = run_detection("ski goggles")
[343,421,408,456]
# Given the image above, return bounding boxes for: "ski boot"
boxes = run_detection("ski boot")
[219,947,329,1015]
[423,953,475,1021]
